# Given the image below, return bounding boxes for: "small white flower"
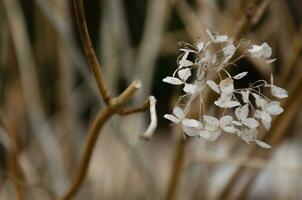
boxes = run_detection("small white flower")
[255,140,272,148]
[199,115,221,141]
[252,93,268,110]
[163,74,197,94]
[206,80,220,94]
[270,74,288,99]
[164,106,202,136]
[214,79,240,108]
[181,119,203,136]
[255,101,283,130]
[248,42,272,59]
[233,72,248,80]
[241,90,250,103]
[235,104,259,129]
[183,83,197,94]
[206,29,229,43]
[219,115,237,133]
[239,128,258,144]
[163,77,183,85]
[223,44,236,62]
[255,109,272,130]
[178,68,191,81]
[164,106,185,123]
[178,51,194,68]
[196,41,204,52]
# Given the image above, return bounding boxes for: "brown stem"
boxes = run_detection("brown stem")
[61,80,141,200]
[117,98,150,115]
[235,0,273,40]
[61,108,113,200]
[60,1,153,199]
[73,0,111,104]
[165,137,187,200]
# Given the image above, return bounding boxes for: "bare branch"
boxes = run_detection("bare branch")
[73,0,111,104]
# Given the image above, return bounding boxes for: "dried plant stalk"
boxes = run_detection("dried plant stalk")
[60,0,156,199]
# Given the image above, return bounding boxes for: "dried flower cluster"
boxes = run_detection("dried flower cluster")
[163,30,288,148]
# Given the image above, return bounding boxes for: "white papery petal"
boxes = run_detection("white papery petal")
[179,59,194,67]
[206,80,220,94]
[248,42,272,58]
[200,50,212,63]
[241,90,250,103]
[182,126,199,136]
[173,106,185,119]
[261,43,272,58]
[163,77,183,85]
[181,119,202,128]
[164,114,180,123]
[265,104,284,115]
[240,104,249,120]
[178,68,191,81]
[254,110,262,119]
[206,29,215,41]
[240,128,258,143]
[182,51,189,60]
[196,42,204,52]
[222,126,237,134]
[232,120,243,126]
[219,79,234,97]
[203,115,219,127]
[206,29,228,43]
[261,111,272,130]
[223,44,236,57]
[255,140,272,149]
[220,79,234,92]
[271,86,288,99]
[215,99,240,108]
[266,58,277,64]
[215,35,229,43]
[205,124,218,132]
[221,84,234,95]
[219,115,233,127]
[179,48,195,53]
[243,118,259,128]
[199,130,211,140]
[225,100,241,108]
[183,83,197,94]
[253,93,267,109]
[199,129,221,141]
[233,72,248,80]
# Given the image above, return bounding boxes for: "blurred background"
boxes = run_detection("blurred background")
[1,0,302,199]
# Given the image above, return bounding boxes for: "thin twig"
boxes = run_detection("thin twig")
[73,0,111,104]
[165,136,187,200]
[60,0,156,199]
[61,80,142,200]
[117,99,150,115]
[61,108,113,200]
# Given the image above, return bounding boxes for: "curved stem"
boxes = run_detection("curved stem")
[73,0,111,104]
[61,108,113,200]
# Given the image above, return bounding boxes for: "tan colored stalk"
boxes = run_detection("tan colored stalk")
[165,136,187,200]
[60,0,154,199]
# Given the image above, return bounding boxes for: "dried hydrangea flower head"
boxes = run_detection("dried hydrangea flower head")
[163,29,288,148]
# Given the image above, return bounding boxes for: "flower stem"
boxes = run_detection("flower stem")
[165,136,187,200]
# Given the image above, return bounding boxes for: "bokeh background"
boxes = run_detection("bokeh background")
[1,0,302,199]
